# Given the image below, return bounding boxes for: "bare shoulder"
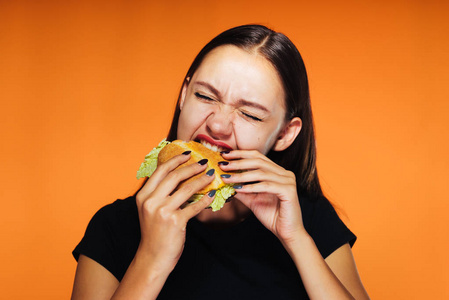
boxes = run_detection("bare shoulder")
[325,244,371,300]
[71,255,119,300]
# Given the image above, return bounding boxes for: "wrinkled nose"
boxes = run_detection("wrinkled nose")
[206,106,233,139]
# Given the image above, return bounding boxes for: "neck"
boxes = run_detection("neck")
[196,197,251,229]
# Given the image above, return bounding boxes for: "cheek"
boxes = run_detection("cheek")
[234,122,280,154]
[177,101,211,139]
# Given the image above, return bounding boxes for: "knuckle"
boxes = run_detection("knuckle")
[286,171,297,185]
[136,192,144,204]
[142,197,155,211]
[250,149,261,156]
[136,192,151,208]
[156,206,169,219]
[170,214,184,229]
[256,157,267,165]
[261,181,270,189]
[194,197,210,213]
[286,170,295,179]
[180,183,195,196]
[154,206,181,227]
[254,169,264,177]
[154,162,170,174]
[166,170,181,182]
[190,202,204,214]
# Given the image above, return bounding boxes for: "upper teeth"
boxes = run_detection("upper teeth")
[200,140,225,153]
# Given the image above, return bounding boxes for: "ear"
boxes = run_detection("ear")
[179,77,190,110]
[273,117,302,151]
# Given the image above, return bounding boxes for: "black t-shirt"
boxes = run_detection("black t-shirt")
[73,195,356,299]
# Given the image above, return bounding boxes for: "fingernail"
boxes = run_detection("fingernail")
[218,161,229,166]
[206,169,215,176]
[208,190,216,197]
[220,174,231,179]
[182,150,191,155]
[198,158,208,165]
[234,184,242,189]
[220,150,230,155]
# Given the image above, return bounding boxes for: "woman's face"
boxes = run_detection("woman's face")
[177,45,287,154]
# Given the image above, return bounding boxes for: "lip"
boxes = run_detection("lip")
[195,134,233,151]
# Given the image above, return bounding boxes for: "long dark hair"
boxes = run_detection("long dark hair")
[165,24,323,198]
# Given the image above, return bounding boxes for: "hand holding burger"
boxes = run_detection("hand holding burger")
[137,140,237,211]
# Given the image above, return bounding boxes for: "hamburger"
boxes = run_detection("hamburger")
[137,140,236,211]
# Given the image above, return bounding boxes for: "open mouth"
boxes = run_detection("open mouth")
[195,134,232,153]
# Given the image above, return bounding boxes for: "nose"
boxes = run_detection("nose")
[206,105,233,139]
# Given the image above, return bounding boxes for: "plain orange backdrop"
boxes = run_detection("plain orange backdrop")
[1,0,448,298]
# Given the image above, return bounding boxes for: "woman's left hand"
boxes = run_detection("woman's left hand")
[220,150,306,245]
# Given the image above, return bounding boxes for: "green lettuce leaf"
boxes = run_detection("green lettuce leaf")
[188,184,235,212]
[136,139,170,179]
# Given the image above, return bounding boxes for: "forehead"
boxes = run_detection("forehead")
[191,45,286,111]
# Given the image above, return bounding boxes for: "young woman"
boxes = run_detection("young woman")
[71,24,370,299]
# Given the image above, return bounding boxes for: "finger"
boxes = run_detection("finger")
[220,168,294,185]
[179,189,215,221]
[219,156,286,177]
[151,160,209,201]
[167,169,216,210]
[221,149,270,162]
[233,181,296,200]
[137,152,192,202]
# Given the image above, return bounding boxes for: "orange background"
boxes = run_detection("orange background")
[1,0,448,298]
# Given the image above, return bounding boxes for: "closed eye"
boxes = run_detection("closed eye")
[195,91,262,121]
[194,92,214,101]
[241,111,262,122]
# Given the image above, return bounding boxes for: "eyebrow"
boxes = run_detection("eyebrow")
[194,81,270,113]
[194,81,222,97]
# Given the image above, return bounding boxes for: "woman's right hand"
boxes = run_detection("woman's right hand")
[135,152,215,273]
